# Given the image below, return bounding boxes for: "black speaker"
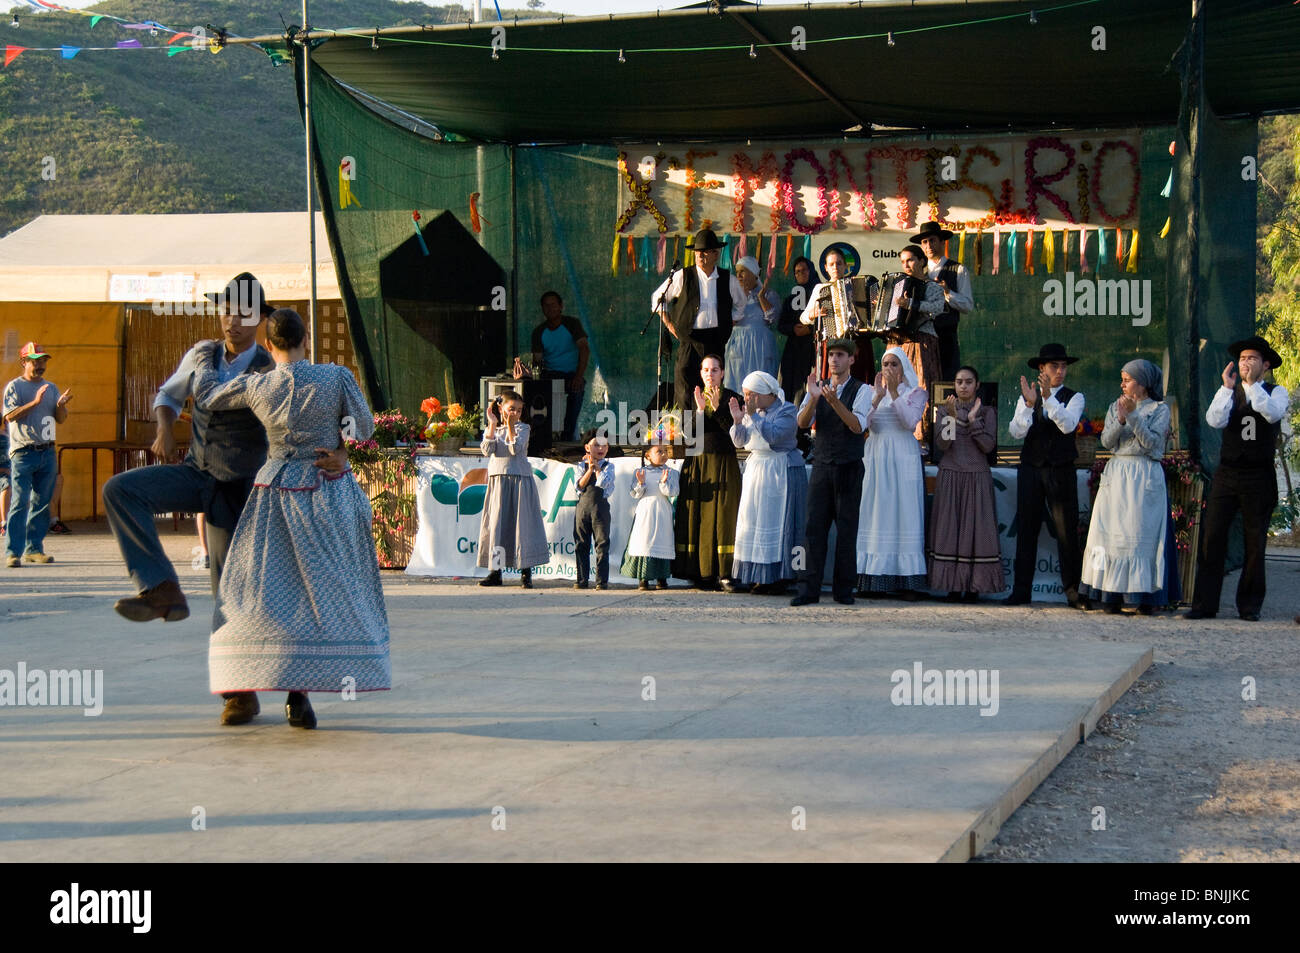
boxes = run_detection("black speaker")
[521,378,553,455]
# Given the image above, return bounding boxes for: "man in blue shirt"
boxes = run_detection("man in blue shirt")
[528,291,589,441]
[3,342,73,567]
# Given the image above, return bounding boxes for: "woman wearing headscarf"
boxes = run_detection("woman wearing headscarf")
[928,365,1005,601]
[673,354,743,591]
[777,256,818,406]
[727,371,804,594]
[723,256,780,394]
[856,346,930,598]
[1079,359,1178,614]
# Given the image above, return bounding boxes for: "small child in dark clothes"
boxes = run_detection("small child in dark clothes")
[572,428,615,589]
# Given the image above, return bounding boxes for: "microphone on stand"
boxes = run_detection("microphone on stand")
[643,260,684,336]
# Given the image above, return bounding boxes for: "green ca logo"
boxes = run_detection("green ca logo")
[431,467,568,521]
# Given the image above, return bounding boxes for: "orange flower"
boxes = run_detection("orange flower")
[447,403,464,421]
[421,397,442,416]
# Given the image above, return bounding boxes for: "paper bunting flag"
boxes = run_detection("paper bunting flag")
[1079,229,1089,273]
[1115,228,1124,266]
[4,46,25,67]
[60,46,79,59]
[719,237,732,271]
[1097,226,1110,269]
[626,235,636,271]
[1126,230,1140,273]
[116,40,142,49]
[991,228,1000,276]
[656,235,667,273]
[802,234,812,263]
[167,46,193,57]
[974,230,983,277]
[611,236,620,276]
[1042,228,1055,274]
[957,232,966,266]
[468,192,484,232]
[783,235,792,273]
[1026,229,1035,276]
[1160,169,1173,199]
[1159,216,1172,239]
[736,234,748,261]
[1008,230,1018,275]
[767,231,777,271]
[90,15,103,28]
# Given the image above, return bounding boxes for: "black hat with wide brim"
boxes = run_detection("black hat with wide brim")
[910,220,954,243]
[686,229,727,251]
[204,272,275,318]
[1228,335,1282,370]
[1027,342,1080,369]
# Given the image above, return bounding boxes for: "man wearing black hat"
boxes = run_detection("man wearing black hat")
[102,274,349,725]
[1006,343,1086,607]
[913,221,974,381]
[652,229,742,409]
[1186,336,1290,621]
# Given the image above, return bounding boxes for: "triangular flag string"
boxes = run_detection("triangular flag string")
[4,46,26,67]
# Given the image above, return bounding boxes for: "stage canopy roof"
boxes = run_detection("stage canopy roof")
[303,0,1300,143]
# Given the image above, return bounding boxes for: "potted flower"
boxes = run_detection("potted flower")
[421,397,479,454]
[1073,416,1105,466]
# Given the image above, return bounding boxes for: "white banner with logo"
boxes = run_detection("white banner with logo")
[407,457,1090,601]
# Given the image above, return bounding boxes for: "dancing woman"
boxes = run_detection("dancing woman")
[192,309,390,729]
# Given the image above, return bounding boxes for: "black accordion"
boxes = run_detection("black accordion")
[869,273,927,335]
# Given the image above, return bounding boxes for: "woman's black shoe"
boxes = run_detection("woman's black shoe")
[1136,604,1154,616]
[479,571,503,587]
[285,692,317,729]
[520,568,533,589]
[1102,602,1122,615]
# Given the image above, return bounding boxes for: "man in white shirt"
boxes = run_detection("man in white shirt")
[913,221,975,381]
[1187,336,1290,621]
[652,229,742,409]
[1006,343,1086,608]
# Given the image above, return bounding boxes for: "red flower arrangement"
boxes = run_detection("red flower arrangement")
[1091,140,1141,225]
[779,149,830,235]
[1025,136,1078,225]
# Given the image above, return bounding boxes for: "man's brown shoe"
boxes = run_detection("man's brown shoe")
[22,552,53,564]
[114,579,190,622]
[220,693,260,726]
[5,556,20,568]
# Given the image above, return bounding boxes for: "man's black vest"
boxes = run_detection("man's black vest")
[187,343,274,481]
[1220,382,1282,469]
[812,376,866,465]
[933,259,962,335]
[670,265,733,349]
[1021,385,1079,467]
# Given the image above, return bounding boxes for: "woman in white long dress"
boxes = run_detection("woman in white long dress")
[1079,359,1176,614]
[856,346,929,597]
[727,371,800,594]
[723,256,779,393]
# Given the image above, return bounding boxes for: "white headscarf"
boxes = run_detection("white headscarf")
[741,370,785,403]
[881,345,920,391]
[735,256,761,280]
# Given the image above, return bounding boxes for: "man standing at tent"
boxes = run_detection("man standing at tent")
[652,229,741,409]
[913,221,974,381]
[1186,336,1290,621]
[525,290,590,442]
[3,342,72,568]
[102,273,348,726]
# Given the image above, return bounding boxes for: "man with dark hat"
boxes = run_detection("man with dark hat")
[791,337,872,607]
[3,342,73,567]
[652,229,742,409]
[1186,336,1290,621]
[913,221,974,381]
[1006,343,1086,607]
[102,273,349,725]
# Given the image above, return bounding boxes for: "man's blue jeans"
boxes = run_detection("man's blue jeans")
[5,446,57,559]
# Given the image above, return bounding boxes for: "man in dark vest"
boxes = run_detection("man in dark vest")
[913,221,974,381]
[652,229,740,409]
[791,338,873,607]
[103,273,350,725]
[1006,343,1086,608]
[1186,336,1290,621]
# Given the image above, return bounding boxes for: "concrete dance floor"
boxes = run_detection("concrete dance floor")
[0,529,1150,862]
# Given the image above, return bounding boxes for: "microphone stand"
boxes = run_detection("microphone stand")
[645,261,682,417]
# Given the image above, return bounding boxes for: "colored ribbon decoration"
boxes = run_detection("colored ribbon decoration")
[1008,230,1018,275]
[1126,230,1140,273]
[1042,228,1055,274]
[338,160,360,210]
[974,230,983,277]
[683,235,693,269]
[1159,217,1172,239]
[469,192,484,233]
[610,235,620,275]
[783,235,793,273]
[1115,228,1124,267]
[1160,169,1173,199]
[1079,229,1089,273]
[991,228,1000,276]
[1097,226,1110,270]
[768,231,778,271]
[626,235,636,271]
[736,234,748,261]
[641,235,652,273]
[957,231,967,266]
[802,234,812,263]
[1026,229,1035,276]
[656,235,667,273]
[411,211,429,256]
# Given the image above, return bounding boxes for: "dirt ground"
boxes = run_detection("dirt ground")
[972,546,1300,863]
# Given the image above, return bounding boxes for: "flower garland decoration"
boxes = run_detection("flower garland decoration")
[614,151,670,234]
[924,145,962,227]
[950,146,1002,231]
[1090,140,1141,225]
[730,150,782,235]
[863,146,924,231]
[683,150,723,233]
[1025,136,1077,225]
[1076,140,1092,222]
[779,148,831,235]
[826,148,869,228]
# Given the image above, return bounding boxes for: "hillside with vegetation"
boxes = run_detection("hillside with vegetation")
[0,0,554,236]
